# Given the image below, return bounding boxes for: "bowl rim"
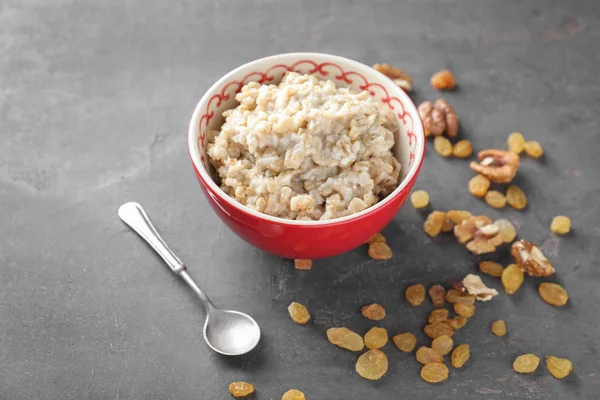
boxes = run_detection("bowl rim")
[188,52,425,227]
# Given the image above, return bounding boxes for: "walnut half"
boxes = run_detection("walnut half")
[511,240,555,277]
[418,99,459,137]
[454,216,504,255]
[469,149,520,183]
[373,63,412,92]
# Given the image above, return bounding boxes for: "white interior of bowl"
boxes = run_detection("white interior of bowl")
[188,53,425,226]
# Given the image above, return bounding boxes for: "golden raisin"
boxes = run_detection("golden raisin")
[410,190,430,209]
[366,232,386,244]
[364,327,388,350]
[501,264,524,295]
[287,302,310,324]
[513,354,540,373]
[484,190,507,208]
[452,139,473,158]
[550,216,571,235]
[451,344,470,368]
[546,356,573,379]
[420,363,449,383]
[495,219,517,243]
[479,261,504,277]
[229,382,255,398]
[368,242,393,260]
[361,304,386,321]
[424,211,447,237]
[416,346,443,364]
[441,216,454,232]
[430,69,456,90]
[507,132,526,154]
[468,174,491,197]
[428,308,449,324]
[446,289,475,305]
[281,389,305,400]
[447,316,468,330]
[428,285,446,307]
[294,259,312,270]
[491,320,507,337]
[524,141,544,158]
[506,185,527,210]
[405,284,426,306]
[432,335,454,356]
[327,328,365,351]
[434,136,452,157]
[424,322,454,339]
[538,282,569,306]
[453,303,475,318]
[393,332,417,353]
[355,349,388,380]
[447,210,472,224]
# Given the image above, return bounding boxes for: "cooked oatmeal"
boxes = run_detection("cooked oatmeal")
[206,72,401,221]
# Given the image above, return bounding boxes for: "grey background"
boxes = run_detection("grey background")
[1,0,599,399]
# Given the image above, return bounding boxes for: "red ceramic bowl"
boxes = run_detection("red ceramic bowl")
[188,53,425,259]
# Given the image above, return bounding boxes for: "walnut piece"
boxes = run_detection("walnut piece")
[469,149,520,183]
[511,240,555,277]
[462,274,498,301]
[418,99,459,138]
[454,216,504,255]
[373,63,412,92]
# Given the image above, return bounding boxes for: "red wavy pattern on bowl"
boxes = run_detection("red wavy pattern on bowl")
[197,60,417,166]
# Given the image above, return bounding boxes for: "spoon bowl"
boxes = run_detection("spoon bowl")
[204,309,261,356]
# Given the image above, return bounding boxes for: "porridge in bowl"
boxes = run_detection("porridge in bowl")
[206,72,401,221]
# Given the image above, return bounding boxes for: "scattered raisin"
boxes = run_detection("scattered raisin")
[501,264,524,295]
[420,363,449,383]
[432,335,454,356]
[393,332,417,353]
[491,320,507,337]
[405,284,426,306]
[294,259,312,270]
[479,261,504,277]
[366,233,386,244]
[327,328,365,352]
[453,303,475,318]
[364,327,388,350]
[546,356,573,379]
[447,210,472,224]
[506,185,527,210]
[441,216,454,232]
[550,216,571,235]
[355,349,388,380]
[452,139,473,158]
[424,322,454,339]
[434,136,452,157]
[468,174,491,197]
[287,302,310,324]
[368,242,393,260]
[524,141,544,158]
[494,219,517,243]
[508,132,526,154]
[485,190,507,208]
[430,69,456,90]
[538,282,569,306]
[229,382,255,398]
[451,344,470,368]
[447,316,468,330]
[513,354,540,373]
[410,190,430,209]
[361,304,386,320]
[428,285,446,307]
[446,289,475,305]
[428,308,449,324]
[424,211,447,237]
[281,389,305,400]
[416,346,444,364]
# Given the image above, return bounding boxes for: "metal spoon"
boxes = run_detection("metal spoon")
[118,202,261,356]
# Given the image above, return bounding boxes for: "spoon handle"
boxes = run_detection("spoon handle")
[118,202,186,274]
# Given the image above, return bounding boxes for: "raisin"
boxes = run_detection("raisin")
[494,219,517,243]
[538,282,569,306]
[428,285,446,307]
[453,303,475,318]
[434,136,452,157]
[524,141,544,158]
[546,356,573,379]
[468,174,490,197]
[447,316,468,330]
[281,389,305,400]
[327,328,365,352]
[451,344,470,368]
[368,242,393,260]
[366,233,386,244]
[441,216,454,232]
[431,69,456,90]
[508,132,526,154]
[501,264,524,295]
[446,289,475,305]
[361,303,386,320]
[229,382,255,397]
[447,210,472,224]
[428,308,449,324]
[506,185,527,210]
[550,216,571,235]
[479,261,504,277]
[424,211,447,237]
[491,320,507,337]
[424,322,454,339]
[364,327,388,350]
[513,354,540,373]
[452,139,473,158]
[393,332,417,353]
[410,190,430,209]
[405,284,426,306]
[432,335,454,356]
[355,349,388,380]
[420,363,449,383]
[287,302,310,324]
[294,259,312,270]
[416,346,443,364]
[485,190,507,208]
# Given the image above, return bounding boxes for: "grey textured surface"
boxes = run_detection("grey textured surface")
[1,0,599,399]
